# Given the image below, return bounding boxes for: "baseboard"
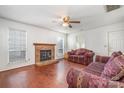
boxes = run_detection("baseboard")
[0,59,64,72]
[0,62,34,72]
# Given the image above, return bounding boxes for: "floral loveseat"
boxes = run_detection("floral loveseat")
[66,51,124,88]
[67,48,94,65]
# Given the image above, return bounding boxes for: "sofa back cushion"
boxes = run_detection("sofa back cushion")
[112,51,123,57]
[75,48,90,55]
[75,49,85,55]
[84,51,94,57]
[107,51,123,63]
[101,55,124,79]
[69,50,77,55]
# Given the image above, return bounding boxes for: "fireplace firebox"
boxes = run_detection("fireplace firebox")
[40,50,52,61]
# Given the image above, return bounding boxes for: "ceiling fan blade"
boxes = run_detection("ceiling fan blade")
[69,21,80,23]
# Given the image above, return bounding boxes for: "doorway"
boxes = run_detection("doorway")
[108,30,124,55]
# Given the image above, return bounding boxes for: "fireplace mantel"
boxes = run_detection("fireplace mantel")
[33,43,56,46]
[33,43,57,66]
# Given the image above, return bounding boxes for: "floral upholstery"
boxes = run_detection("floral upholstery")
[107,51,123,63]
[111,51,123,57]
[101,51,123,78]
[68,48,94,65]
[67,68,124,88]
[95,55,110,64]
[101,55,124,79]
[83,62,105,76]
[66,51,124,88]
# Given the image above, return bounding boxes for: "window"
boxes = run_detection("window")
[57,37,64,55]
[9,28,27,63]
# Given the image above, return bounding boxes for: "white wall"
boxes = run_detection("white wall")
[67,22,124,56]
[67,32,85,50]
[0,18,66,71]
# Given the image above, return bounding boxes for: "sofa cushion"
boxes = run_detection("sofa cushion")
[95,55,110,64]
[84,62,105,76]
[75,49,85,55]
[75,51,82,55]
[84,51,94,57]
[79,51,86,55]
[71,50,77,55]
[101,55,124,79]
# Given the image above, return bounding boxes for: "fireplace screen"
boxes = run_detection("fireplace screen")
[40,50,52,61]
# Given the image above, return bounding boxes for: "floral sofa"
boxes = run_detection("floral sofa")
[66,51,124,88]
[67,48,95,65]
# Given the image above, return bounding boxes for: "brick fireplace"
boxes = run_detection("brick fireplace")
[33,43,57,66]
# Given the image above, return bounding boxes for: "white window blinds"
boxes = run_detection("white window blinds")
[9,28,27,63]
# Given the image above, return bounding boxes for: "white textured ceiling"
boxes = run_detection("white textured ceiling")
[0,5,124,33]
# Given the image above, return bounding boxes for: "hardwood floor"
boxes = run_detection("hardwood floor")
[0,60,85,88]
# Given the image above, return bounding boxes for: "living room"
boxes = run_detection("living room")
[0,4,124,89]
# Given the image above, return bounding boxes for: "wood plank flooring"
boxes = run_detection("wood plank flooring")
[0,60,85,88]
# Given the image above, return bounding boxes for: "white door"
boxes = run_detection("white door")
[108,31,124,55]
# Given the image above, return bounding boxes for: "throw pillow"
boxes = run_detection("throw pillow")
[111,55,124,81]
[111,51,123,57]
[70,50,76,55]
[101,55,124,79]
[108,51,123,63]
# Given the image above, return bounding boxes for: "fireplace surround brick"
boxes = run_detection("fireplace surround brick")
[33,43,57,66]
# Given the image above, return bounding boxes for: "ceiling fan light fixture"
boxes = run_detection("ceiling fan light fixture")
[63,16,70,22]
[62,22,69,27]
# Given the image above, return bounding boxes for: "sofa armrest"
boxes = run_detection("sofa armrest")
[95,55,110,64]
[66,68,124,88]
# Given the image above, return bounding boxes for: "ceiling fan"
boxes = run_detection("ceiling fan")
[62,16,80,28]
